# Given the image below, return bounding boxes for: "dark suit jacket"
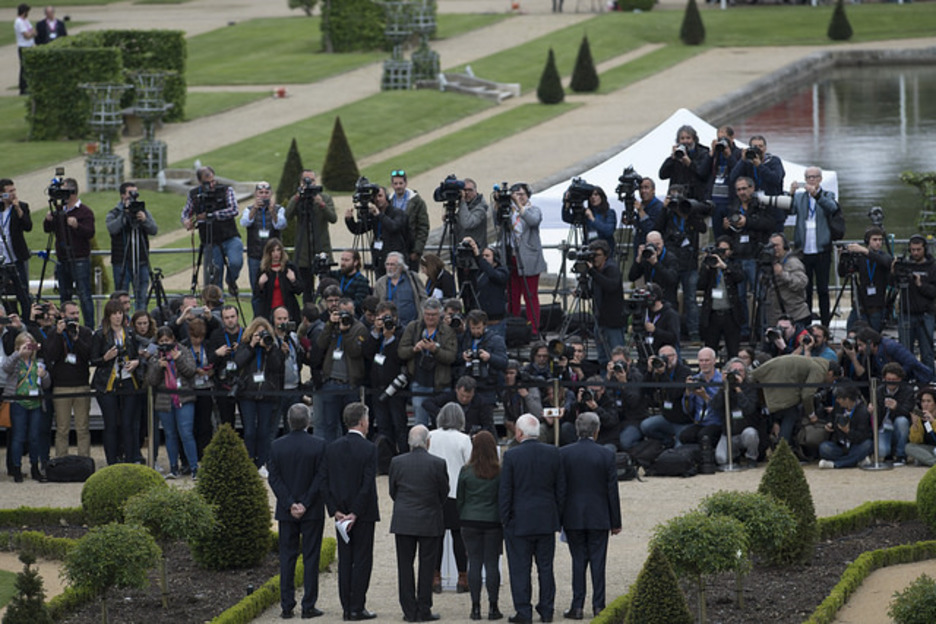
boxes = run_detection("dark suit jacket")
[324,431,380,523]
[559,438,622,532]
[268,429,327,522]
[499,438,566,537]
[2,201,32,263]
[388,447,448,536]
[35,19,67,45]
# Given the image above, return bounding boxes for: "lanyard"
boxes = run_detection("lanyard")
[336,334,343,350]
[225,328,243,349]
[0,207,11,231]
[190,344,204,367]
[866,259,876,283]
[424,327,437,341]
[808,196,817,220]
[379,336,385,355]
[472,337,480,351]
[672,214,685,233]
[645,311,661,326]
[425,279,433,296]
[261,209,266,230]
[63,329,74,353]
[340,272,360,293]
[387,278,398,301]
[255,348,263,373]
[714,269,721,288]
[113,328,125,348]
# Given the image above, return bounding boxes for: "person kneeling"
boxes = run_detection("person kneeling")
[818,385,873,469]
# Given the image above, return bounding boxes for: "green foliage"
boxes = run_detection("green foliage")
[757,438,818,564]
[536,48,565,105]
[680,0,705,46]
[819,500,918,540]
[593,586,633,624]
[0,506,85,528]
[615,0,654,10]
[321,117,360,192]
[80,463,166,526]
[918,465,936,533]
[700,490,797,564]
[63,523,161,599]
[192,424,271,570]
[321,0,386,53]
[889,573,936,624]
[4,531,77,561]
[828,0,854,42]
[650,511,749,580]
[1,553,53,624]
[624,546,692,624]
[124,486,216,547]
[22,46,123,140]
[275,138,305,249]
[570,35,599,93]
[289,0,318,16]
[46,585,97,622]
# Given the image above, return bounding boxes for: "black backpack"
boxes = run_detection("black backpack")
[46,455,95,482]
[615,452,642,482]
[645,444,701,478]
[627,438,666,468]
[828,204,846,241]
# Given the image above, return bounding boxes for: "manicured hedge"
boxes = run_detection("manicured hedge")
[2,530,77,561]
[818,500,919,540]
[322,0,386,53]
[0,506,86,528]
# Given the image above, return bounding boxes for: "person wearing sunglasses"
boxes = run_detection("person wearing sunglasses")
[389,170,429,272]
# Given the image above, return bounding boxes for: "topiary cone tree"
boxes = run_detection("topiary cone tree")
[827,0,853,41]
[321,116,360,192]
[570,35,599,93]
[537,48,565,105]
[192,424,271,570]
[680,0,705,46]
[625,546,692,624]
[2,553,53,624]
[275,138,306,248]
[757,438,819,564]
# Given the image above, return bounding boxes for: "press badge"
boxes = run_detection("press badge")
[373,240,384,250]
[66,353,77,365]
[258,229,270,239]
[663,400,674,410]
[333,350,344,360]
[739,235,750,244]
[732,409,743,420]
[29,389,39,397]
[712,289,724,299]
[253,372,265,384]
[374,354,386,365]
[195,375,208,387]
[226,361,237,371]
[681,238,690,247]
[867,286,877,296]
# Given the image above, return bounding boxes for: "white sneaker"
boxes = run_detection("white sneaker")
[258,465,269,479]
[818,459,835,469]
[859,456,872,467]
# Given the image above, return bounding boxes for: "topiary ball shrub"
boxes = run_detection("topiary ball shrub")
[699,490,797,564]
[81,464,166,526]
[916,464,936,533]
[757,438,818,564]
[827,0,853,42]
[625,546,692,624]
[679,0,705,46]
[191,424,271,570]
[888,573,936,624]
[536,48,565,105]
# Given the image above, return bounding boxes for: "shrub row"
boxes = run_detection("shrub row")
[818,500,919,540]
[2,530,77,561]
[0,506,85,528]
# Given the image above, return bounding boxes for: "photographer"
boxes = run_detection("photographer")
[146,326,198,479]
[638,283,680,354]
[638,345,693,447]
[420,253,456,301]
[399,298,458,428]
[272,306,304,438]
[181,166,242,291]
[895,234,936,371]
[707,126,742,238]
[389,170,429,271]
[45,300,92,458]
[856,327,934,386]
[0,178,33,316]
[764,233,810,329]
[563,376,619,450]
[375,251,426,328]
[627,230,678,306]
[3,331,51,482]
[729,135,786,206]
[107,182,157,312]
[698,236,745,358]
[455,178,488,249]
[241,181,286,316]
[170,293,218,343]
[256,238,303,322]
[584,240,624,366]
[423,376,495,436]
[42,177,95,327]
[800,324,837,362]
[499,360,543,443]
[443,298,466,340]
[285,170,337,302]
[345,185,407,279]
[328,250,371,316]
[727,177,777,337]
[234,317,285,472]
[711,358,763,468]
[463,239,509,338]
[505,183,547,334]
[458,310,508,417]
[838,226,891,332]
[876,363,914,466]
[316,297,369,442]
[818,384,873,469]
[907,388,936,467]
[791,167,839,326]
[749,354,833,446]
[562,183,617,256]
[363,301,408,456]
[658,124,711,202]
[207,304,244,429]
[631,178,664,260]
[762,315,808,359]
[678,347,723,446]
[604,347,647,450]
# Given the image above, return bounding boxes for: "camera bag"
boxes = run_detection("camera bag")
[537,305,565,334]
[505,316,533,349]
[46,455,95,482]
[626,438,666,468]
[644,444,700,478]
[615,452,642,482]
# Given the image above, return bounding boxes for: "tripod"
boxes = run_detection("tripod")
[751,263,781,341]
[146,268,170,322]
[558,272,607,358]
[831,268,860,324]
[296,193,321,300]
[37,199,76,306]
[349,204,376,281]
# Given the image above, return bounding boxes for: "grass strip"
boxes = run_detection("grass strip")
[185,92,272,121]
[598,44,702,93]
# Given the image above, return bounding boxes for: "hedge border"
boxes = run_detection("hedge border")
[817,500,919,540]
[0,506,86,528]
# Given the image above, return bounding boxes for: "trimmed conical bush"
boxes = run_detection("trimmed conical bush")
[321,116,360,192]
[757,438,819,564]
[680,0,705,46]
[827,0,853,41]
[570,35,599,93]
[537,48,565,105]
[625,546,692,624]
[275,138,305,247]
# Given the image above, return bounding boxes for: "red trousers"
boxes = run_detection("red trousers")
[509,269,540,335]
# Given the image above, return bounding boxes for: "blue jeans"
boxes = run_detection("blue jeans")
[315,381,357,443]
[595,325,625,368]
[207,236,244,288]
[618,424,643,450]
[411,381,434,428]
[878,415,910,460]
[900,312,935,373]
[678,268,699,336]
[239,398,274,468]
[247,256,262,318]
[113,261,150,312]
[57,258,94,328]
[158,402,198,474]
[819,438,873,468]
[639,415,691,447]
[10,403,46,470]
[847,306,884,333]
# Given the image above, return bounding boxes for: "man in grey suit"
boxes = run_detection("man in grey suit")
[268,404,328,619]
[389,425,449,622]
[559,413,622,620]
[499,414,566,624]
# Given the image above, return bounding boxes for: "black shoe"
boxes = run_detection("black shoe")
[563,608,583,620]
[540,617,553,623]
[301,607,323,619]
[343,612,351,622]
[508,616,532,624]
[12,467,23,483]
[471,604,482,620]
[488,605,504,621]
[281,608,295,619]
[404,617,419,623]
[348,610,377,621]
[419,613,440,621]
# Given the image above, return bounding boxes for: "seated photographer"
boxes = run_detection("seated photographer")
[818,384,873,469]
[604,347,648,451]
[658,124,711,202]
[328,250,371,316]
[363,301,408,457]
[678,347,722,447]
[540,382,577,444]
[462,239,509,339]
[561,182,617,256]
[895,234,936,372]
[285,169,337,302]
[907,388,936,467]
[256,238,303,323]
[423,376,495,436]
[876,363,914,466]
[585,239,624,366]
[375,252,426,328]
[241,181,286,317]
[707,126,742,239]
[762,315,808,359]
[799,324,837,362]
[499,359,543,443]
[637,283,680,355]
[628,230,678,306]
[856,327,934,386]
[698,236,744,358]
[360,294,379,330]
[345,184,407,279]
[107,182,157,313]
[420,252,456,301]
[712,358,764,467]
[523,342,554,381]
[457,310,508,411]
[838,327,871,399]
[795,361,841,461]
[630,178,664,261]
[639,345,693,447]
[763,233,810,329]
[562,377,619,451]
[838,226,891,332]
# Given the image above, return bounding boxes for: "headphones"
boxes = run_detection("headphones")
[773,233,790,251]
[647,283,663,303]
[909,234,927,247]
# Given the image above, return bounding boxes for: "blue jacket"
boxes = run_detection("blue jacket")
[877,338,934,386]
[792,188,838,254]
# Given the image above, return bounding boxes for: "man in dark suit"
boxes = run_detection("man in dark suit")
[499,414,566,624]
[388,425,449,622]
[324,403,379,621]
[0,178,34,316]
[559,413,622,620]
[35,6,67,45]
[268,404,328,620]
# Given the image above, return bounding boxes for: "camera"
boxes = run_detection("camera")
[46,167,70,203]
[727,211,745,232]
[456,240,477,271]
[836,242,859,275]
[641,246,656,261]
[612,361,627,374]
[379,372,409,402]
[842,338,856,351]
[433,174,465,205]
[548,339,576,361]
[65,319,79,335]
[702,245,724,268]
[893,256,917,284]
[298,176,323,202]
[649,355,666,372]
[312,252,337,277]
[758,193,793,213]
[744,147,761,161]
[615,165,643,224]
[449,314,463,330]
[801,334,814,346]
[580,388,594,404]
[758,241,776,267]
[567,247,595,274]
[835,413,852,430]
[868,205,884,227]
[258,329,274,348]
[37,302,51,315]
[492,182,512,226]
[157,342,174,355]
[466,349,482,378]
[195,181,226,216]
[126,189,146,219]
[672,197,713,218]
[352,176,380,207]
[564,177,597,220]
[725,370,742,385]
[716,137,731,151]
[379,315,396,332]
[673,145,687,160]
[338,311,354,328]
[277,321,297,333]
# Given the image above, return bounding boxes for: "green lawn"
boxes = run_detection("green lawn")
[184,91,271,120]
[598,45,702,93]
[0,21,89,50]
[0,569,16,610]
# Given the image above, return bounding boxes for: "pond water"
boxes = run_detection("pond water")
[732,64,936,240]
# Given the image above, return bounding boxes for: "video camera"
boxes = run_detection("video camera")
[758,241,776,267]
[456,240,477,271]
[312,252,337,278]
[352,176,380,208]
[277,321,297,333]
[46,166,71,205]
[893,256,918,284]
[194,182,227,217]
[868,206,885,227]
[433,174,465,205]
[298,176,323,202]
[567,247,595,274]
[622,287,653,318]
[492,182,513,227]
[835,242,859,275]
[126,190,146,220]
[615,166,642,225]
[564,177,597,224]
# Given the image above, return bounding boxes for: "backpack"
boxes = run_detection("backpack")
[828,204,846,241]
[644,444,701,478]
[615,452,642,482]
[505,315,533,348]
[627,438,666,469]
[46,455,96,482]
